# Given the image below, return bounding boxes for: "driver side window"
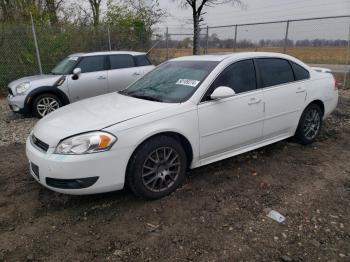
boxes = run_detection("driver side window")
[211,59,257,94]
[76,56,105,73]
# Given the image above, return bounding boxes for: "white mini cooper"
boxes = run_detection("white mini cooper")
[26,52,338,199]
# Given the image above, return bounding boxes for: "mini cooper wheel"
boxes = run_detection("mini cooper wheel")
[295,104,323,145]
[32,93,62,118]
[127,136,187,200]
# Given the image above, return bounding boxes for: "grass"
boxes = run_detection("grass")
[149,46,349,65]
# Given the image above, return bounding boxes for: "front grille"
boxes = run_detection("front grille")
[8,87,13,95]
[31,135,49,152]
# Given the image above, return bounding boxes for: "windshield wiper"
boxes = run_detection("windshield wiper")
[132,94,164,102]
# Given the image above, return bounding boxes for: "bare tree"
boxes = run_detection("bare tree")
[45,0,64,25]
[124,0,165,29]
[0,0,64,23]
[179,0,244,55]
[88,0,102,26]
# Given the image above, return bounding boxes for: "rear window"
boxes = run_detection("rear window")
[109,55,135,69]
[134,55,152,66]
[256,58,294,88]
[290,61,310,81]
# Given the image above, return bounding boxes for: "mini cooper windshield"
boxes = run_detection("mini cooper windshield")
[51,56,79,75]
[120,61,219,103]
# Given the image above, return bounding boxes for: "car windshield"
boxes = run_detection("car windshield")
[119,60,219,103]
[51,56,79,75]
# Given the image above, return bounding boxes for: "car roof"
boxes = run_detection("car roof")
[170,52,300,62]
[69,51,146,57]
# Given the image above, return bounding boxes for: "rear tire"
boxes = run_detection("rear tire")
[295,104,323,145]
[126,135,187,200]
[32,93,62,118]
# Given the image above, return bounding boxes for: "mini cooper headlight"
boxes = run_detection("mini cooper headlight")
[16,82,30,94]
[54,131,117,155]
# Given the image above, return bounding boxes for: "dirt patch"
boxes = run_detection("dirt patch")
[0,99,37,146]
[0,91,350,261]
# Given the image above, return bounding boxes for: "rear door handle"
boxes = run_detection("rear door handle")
[296,87,306,93]
[133,72,141,76]
[97,76,106,80]
[248,98,262,105]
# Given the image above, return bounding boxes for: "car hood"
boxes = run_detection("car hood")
[9,74,61,92]
[33,93,174,147]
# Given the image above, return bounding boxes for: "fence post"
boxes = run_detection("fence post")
[233,25,238,52]
[166,27,169,60]
[343,21,350,89]
[30,13,42,75]
[205,26,209,54]
[283,20,290,54]
[107,26,112,51]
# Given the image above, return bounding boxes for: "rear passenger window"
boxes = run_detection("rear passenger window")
[134,55,151,66]
[256,58,294,87]
[212,59,256,94]
[77,56,105,73]
[109,55,135,69]
[290,61,310,80]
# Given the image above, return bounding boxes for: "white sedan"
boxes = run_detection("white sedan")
[26,52,338,199]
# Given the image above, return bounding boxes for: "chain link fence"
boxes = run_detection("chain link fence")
[0,22,153,93]
[156,15,350,88]
[1,15,349,93]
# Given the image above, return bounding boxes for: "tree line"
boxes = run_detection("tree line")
[0,0,248,55]
[162,35,349,49]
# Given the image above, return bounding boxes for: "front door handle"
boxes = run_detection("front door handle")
[97,76,106,80]
[133,72,141,76]
[296,87,306,93]
[248,98,262,105]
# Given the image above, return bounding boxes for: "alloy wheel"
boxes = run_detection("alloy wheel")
[142,147,181,192]
[36,97,60,117]
[303,108,321,140]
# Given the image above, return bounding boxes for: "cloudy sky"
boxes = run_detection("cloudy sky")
[77,0,349,40]
[154,0,350,40]
[159,0,349,27]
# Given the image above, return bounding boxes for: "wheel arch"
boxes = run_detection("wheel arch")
[127,131,194,169]
[25,86,70,114]
[306,99,325,116]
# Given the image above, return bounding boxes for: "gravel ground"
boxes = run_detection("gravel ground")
[0,91,349,261]
[0,99,37,146]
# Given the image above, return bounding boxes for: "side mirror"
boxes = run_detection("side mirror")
[210,86,235,100]
[72,68,81,80]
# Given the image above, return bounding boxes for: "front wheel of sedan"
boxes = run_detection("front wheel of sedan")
[32,93,62,118]
[295,103,323,145]
[126,136,187,200]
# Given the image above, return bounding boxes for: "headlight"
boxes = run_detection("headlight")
[54,131,117,155]
[16,82,30,94]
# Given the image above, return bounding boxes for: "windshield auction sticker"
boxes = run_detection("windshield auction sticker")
[176,79,200,87]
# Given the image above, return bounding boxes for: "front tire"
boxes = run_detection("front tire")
[295,104,323,145]
[126,136,187,200]
[32,93,62,118]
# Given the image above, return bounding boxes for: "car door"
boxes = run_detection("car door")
[134,54,155,75]
[107,54,141,92]
[67,55,108,102]
[255,58,308,139]
[197,59,264,162]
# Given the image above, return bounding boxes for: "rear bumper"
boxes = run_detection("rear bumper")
[25,137,131,195]
[324,90,339,118]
